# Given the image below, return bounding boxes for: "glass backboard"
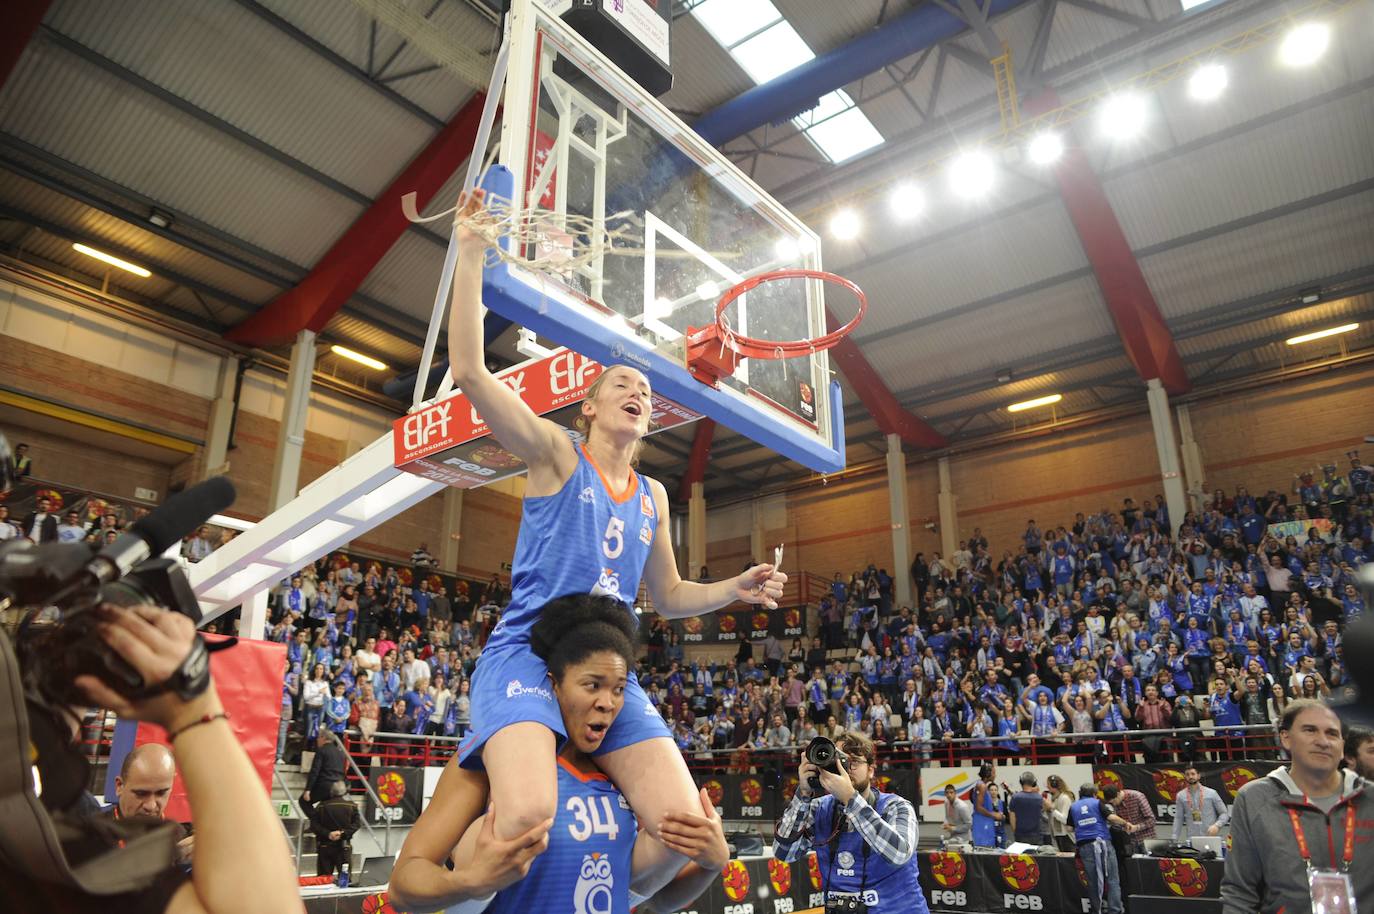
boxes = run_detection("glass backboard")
[479,0,844,472]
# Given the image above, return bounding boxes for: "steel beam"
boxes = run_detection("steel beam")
[1,0,51,91]
[0,133,434,346]
[1024,90,1174,395]
[826,308,948,449]
[676,418,715,503]
[227,94,487,347]
[228,0,446,128]
[691,0,1033,146]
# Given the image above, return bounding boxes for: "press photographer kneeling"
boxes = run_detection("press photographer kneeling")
[774,732,929,914]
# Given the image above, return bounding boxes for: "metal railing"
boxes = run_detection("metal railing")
[273,766,307,874]
[339,722,1284,775]
[326,730,393,856]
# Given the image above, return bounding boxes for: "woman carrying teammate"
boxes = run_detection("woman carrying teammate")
[391,595,728,913]
[392,190,784,905]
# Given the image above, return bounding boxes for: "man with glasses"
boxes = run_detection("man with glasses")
[775,732,928,914]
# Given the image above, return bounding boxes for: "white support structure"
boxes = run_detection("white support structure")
[189,431,443,623]
[1147,378,1188,537]
[937,456,958,559]
[1176,403,1206,513]
[203,356,238,480]
[886,434,912,609]
[688,481,706,579]
[241,587,269,642]
[268,330,317,512]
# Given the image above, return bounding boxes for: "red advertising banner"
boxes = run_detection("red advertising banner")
[132,635,285,823]
[393,348,699,486]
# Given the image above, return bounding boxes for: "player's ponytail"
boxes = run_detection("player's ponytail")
[530,593,638,681]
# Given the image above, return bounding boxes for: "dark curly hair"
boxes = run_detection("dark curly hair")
[529,593,638,682]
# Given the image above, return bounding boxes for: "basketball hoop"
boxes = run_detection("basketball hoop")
[685,269,867,386]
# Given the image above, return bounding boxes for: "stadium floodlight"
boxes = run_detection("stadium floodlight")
[1285,323,1357,345]
[889,183,925,219]
[1007,393,1063,412]
[947,150,996,199]
[1027,131,1065,165]
[1187,63,1229,101]
[1279,22,1330,67]
[829,208,862,240]
[1097,92,1149,141]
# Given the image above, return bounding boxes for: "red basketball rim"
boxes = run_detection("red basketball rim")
[713,268,866,360]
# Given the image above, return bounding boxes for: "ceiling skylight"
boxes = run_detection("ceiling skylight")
[732,21,816,84]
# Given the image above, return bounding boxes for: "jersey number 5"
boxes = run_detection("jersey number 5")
[602,517,625,560]
[567,795,620,842]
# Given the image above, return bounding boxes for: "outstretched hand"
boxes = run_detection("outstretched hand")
[735,564,786,609]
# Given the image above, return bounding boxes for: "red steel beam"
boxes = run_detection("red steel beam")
[826,308,949,449]
[2,1,52,90]
[1026,89,1190,395]
[676,418,716,502]
[227,93,488,347]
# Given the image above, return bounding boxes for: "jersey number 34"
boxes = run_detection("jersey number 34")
[567,795,621,842]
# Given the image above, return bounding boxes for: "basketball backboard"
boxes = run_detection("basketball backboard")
[477,0,845,473]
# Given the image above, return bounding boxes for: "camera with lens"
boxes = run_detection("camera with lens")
[0,478,235,897]
[825,893,868,914]
[805,736,849,794]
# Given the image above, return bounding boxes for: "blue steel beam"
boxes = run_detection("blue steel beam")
[692,0,1033,146]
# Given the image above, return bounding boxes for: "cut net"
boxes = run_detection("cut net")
[402,191,643,274]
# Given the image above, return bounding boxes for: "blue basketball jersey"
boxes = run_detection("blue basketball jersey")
[488,446,658,650]
[486,758,638,914]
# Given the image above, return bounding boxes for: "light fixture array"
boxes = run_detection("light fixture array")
[816,2,1346,240]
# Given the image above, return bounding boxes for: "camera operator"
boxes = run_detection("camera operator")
[108,743,194,867]
[0,604,303,913]
[774,733,928,914]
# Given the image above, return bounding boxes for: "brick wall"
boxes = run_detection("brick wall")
[0,335,211,441]
[703,360,1374,592]
[4,421,173,501]
[1188,365,1371,498]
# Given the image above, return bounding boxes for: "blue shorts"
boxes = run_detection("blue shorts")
[457,642,671,769]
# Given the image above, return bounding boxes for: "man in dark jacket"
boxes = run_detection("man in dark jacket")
[309,780,361,877]
[302,729,347,817]
[21,495,58,544]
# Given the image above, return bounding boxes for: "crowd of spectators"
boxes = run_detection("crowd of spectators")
[15,432,1368,776]
[268,557,505,763]
[635,453,1371,769]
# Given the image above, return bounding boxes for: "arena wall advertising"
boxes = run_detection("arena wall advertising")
[661,605,808,645]
[919,763,1093,813]
[1092,761,1280,823]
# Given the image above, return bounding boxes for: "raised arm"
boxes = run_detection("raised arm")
[447,190,577,488]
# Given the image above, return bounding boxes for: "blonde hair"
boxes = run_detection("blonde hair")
[575,366,650,467]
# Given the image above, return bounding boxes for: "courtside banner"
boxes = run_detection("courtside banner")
[393,348,697,486]
[1093,761,1280,823]
[648,605,807,645]
[364,766,423,825]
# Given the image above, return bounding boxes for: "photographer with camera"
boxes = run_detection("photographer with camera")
[0,477,302,913]
[774,733,928,914]
[0,604,303,913]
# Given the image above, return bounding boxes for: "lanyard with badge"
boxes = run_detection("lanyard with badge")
[1187,787,1205,823]
[1287,802,1357,914]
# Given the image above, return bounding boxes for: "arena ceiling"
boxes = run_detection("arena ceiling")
[2,0,1372,502]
